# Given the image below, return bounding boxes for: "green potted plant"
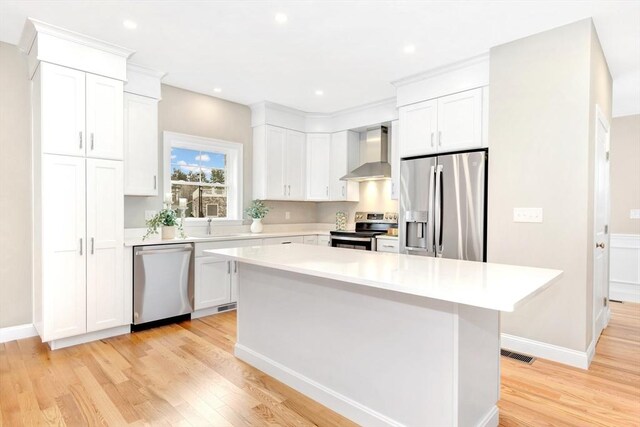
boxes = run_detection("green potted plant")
[143,208,183,240]
[245,199,270,233]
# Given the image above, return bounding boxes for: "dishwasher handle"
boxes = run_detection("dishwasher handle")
[135,247,193,256]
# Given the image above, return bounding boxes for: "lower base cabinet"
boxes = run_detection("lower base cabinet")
[194,257,238,310]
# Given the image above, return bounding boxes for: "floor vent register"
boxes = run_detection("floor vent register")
[500,349,536,364]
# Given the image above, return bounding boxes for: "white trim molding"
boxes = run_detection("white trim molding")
[0,323,38,343]
[609,233,640,303]
[501,333,592,370]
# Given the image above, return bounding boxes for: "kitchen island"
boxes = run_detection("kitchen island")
[206,244,562,427]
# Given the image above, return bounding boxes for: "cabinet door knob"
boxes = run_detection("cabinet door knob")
[596,242,605,249]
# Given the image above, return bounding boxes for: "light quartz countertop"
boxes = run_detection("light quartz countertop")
[206,243,562,312]
[125,230,331,247]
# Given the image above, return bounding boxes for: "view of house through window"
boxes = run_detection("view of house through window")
[170,147,228,218]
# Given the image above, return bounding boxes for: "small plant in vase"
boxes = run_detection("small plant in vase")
[245,199,270,233]
[143,208,185,240]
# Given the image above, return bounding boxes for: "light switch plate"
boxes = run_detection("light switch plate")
[513,208,543,223]
[631,209,640,219]
[145,210,157,221]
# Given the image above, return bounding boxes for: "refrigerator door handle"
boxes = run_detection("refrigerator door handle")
[435,164,444,256]
[427,165,436,252]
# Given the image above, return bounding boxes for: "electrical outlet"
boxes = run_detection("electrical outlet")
[145,210,157,221]
[285,211,291,220]
[630,209,640,219]
[513,208,543,223]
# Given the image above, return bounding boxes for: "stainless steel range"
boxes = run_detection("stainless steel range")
[330,212,397,251]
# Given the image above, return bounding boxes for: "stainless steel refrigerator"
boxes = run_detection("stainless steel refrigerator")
[399,149,487,261]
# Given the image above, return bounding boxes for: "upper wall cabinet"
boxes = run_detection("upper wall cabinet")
[39,62,123,160]
[390,120,400,200]
[123,64,164,196]
[329,131,360,201]
[253,125,307,200]
[399,87,483,158]
[306,134,331,201]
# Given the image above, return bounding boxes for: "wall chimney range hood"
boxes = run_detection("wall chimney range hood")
[340,126,391,181]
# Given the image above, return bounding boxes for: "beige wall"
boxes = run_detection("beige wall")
[488,19,610,352]
[0,42,33,328]
[610,114,640,235]
[124,84,254,227]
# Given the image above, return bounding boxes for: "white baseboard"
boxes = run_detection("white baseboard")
[610,234,640,303]
[501,333,590,370]
[235,343,404,427]
[49,325,130,350]
[0,323,38,343]
[478,406,499,427]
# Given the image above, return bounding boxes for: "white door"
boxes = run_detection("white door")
[40,63,86,157]
[194,257,231,310]
[390,120,400,200]
[86,73,124,160]
[593,106,611,340]
[306,134,331,200]
[437,88,482,153]
[399,99,438,158]
[41,155,86,341]
[124,93,158,195]
[86,159,124,332]
[264,126,287,199]
[286,129,307,200]
[329,131,359,201]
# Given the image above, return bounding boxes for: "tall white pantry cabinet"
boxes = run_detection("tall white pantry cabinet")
[22,19,134,348]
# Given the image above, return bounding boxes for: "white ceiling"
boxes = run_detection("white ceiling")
[1,1,638,116]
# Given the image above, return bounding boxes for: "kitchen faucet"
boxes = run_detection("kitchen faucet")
[207,217,212,235]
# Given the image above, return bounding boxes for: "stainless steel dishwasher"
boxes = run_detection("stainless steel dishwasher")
[133,243,194,327]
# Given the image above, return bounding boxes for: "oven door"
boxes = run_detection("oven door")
[330,235,374,251]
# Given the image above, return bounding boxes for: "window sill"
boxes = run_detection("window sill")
[182,218,245,226]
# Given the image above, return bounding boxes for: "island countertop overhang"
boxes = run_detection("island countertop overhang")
[205,244,563,312]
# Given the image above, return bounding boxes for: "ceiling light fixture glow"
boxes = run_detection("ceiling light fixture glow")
[315,90,324,96]
[274,13,288,24]
[123,19,137,30]
[213,88,222,93]
[403,44,416,54]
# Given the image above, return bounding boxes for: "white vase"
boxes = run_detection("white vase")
[161,225,176,240]
[250,218,263,233]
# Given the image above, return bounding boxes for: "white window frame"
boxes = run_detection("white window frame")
[164,131,243,224]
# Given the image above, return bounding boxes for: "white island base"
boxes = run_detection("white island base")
[208,244,562,427]
[236,264,499,427]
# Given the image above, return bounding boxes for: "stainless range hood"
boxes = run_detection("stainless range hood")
[340,126,391,181]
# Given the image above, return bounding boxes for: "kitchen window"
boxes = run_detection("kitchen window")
[164,131,243,222]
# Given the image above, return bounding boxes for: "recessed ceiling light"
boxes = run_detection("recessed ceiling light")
[275,13,288,24]
[403,44,416,54]
[315,90,324,96]
[123,20,137,30]
[213,88,222,93]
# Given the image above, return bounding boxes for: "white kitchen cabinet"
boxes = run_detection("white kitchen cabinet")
[317,235,331,246]
[124,93,159,195]
[376,238,399,253]
[306,133,331,200]
[263,236,304,245]
[40,63,86,157]
[303,235,319,245]
[390,120,400,200]
[195,257,232,310]
[230,261,239,303]
[398,88,484,158]
[38,62,123,160]
[85,74,123,160]
[399,99,438,158]
[86,159,124,332]
[329,131,360,201]
[41,154,87,341]
[437,88,483,153]
[253,125,306,200]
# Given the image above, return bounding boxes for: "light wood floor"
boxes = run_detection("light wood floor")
[1,302,638,426]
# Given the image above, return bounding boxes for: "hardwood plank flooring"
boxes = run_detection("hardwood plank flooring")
[1,302,638,426]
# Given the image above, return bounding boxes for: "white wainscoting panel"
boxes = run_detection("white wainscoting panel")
[609,234,640,303]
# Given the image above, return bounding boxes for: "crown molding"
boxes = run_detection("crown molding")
[127,63,167,80]
[392,53,489,88]
[19,18,134,58]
